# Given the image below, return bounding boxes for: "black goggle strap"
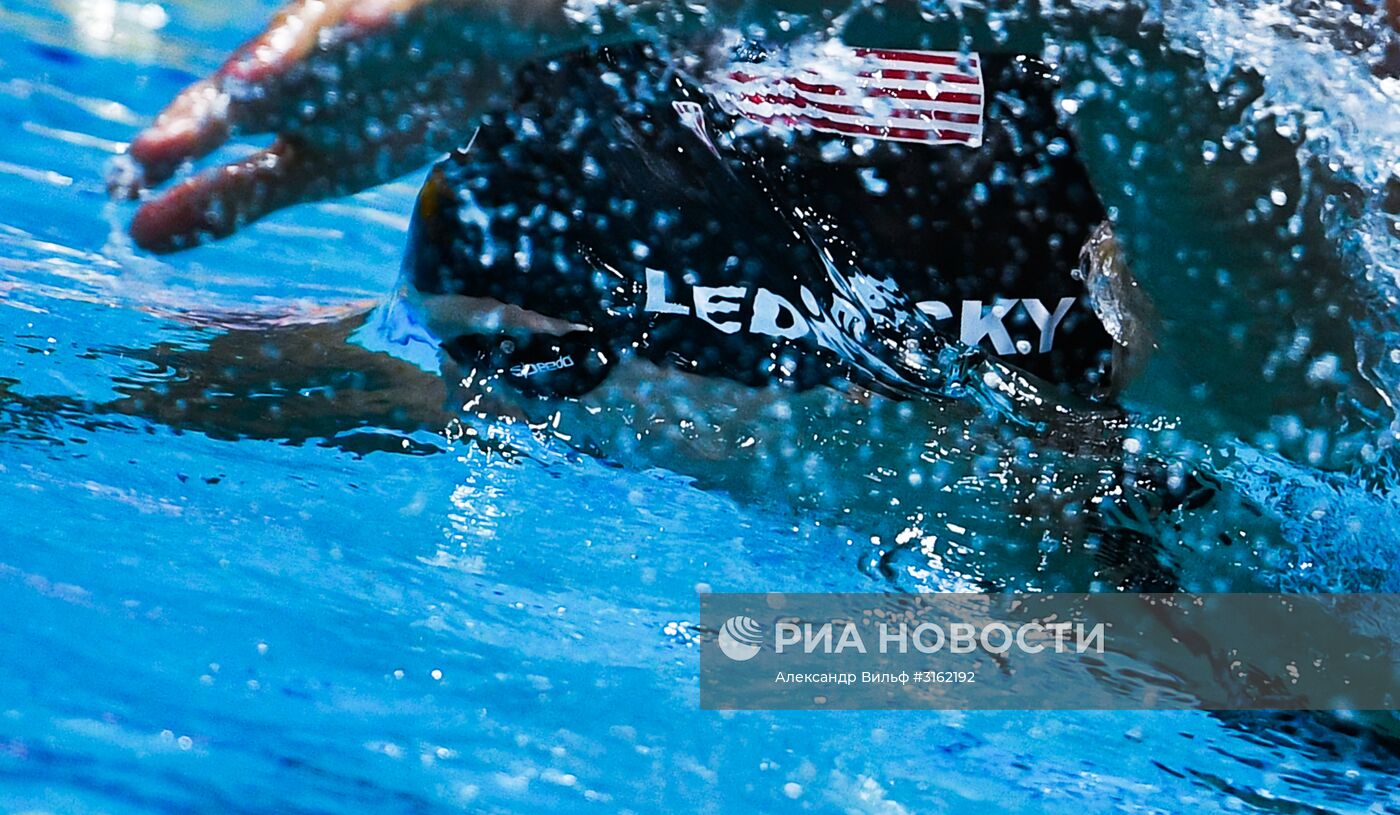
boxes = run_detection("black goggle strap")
[442,330,616,400]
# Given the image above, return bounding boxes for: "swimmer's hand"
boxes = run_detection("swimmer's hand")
[109,0,567,252]
[108,0,841,252]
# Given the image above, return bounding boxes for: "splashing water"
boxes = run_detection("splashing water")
[1127,0,1400,592]
[1155,0,1400,430]
[3,0,1400,812]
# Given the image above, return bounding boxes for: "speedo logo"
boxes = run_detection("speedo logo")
[642,268,1077,356]
[510,356,574,378]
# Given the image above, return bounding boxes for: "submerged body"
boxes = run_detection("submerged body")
[97,1,1396,595]
[401,41,1131,406]
[368,39,1266,594]
[77,9,1259,593]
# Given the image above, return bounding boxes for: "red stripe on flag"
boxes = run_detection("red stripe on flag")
[736,108,979,142]
[864,86,982,104]
[739,93,983,126]
[863,68,969,83]
[788,77,847,97]
[927,91,981,106]
[852,48,978,67]
[855,70,981,85]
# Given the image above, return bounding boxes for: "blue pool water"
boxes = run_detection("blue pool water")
[2,0,1400,812]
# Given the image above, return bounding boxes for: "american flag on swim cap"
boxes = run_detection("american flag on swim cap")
[711,47,985,147]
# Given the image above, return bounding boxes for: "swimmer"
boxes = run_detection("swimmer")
[97,0,1393,592]
[74,0,1400,727]
[114,0,1147,406]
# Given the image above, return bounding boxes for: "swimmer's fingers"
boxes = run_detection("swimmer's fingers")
[113,0,433,195]
[128,106,451,252]
[127,20,490,253]
[128,139,299,251]
[117,78,234,195]
[116,1,340,193]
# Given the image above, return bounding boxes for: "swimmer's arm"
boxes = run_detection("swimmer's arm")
[114,0,575,251]
[112,0,832,252]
